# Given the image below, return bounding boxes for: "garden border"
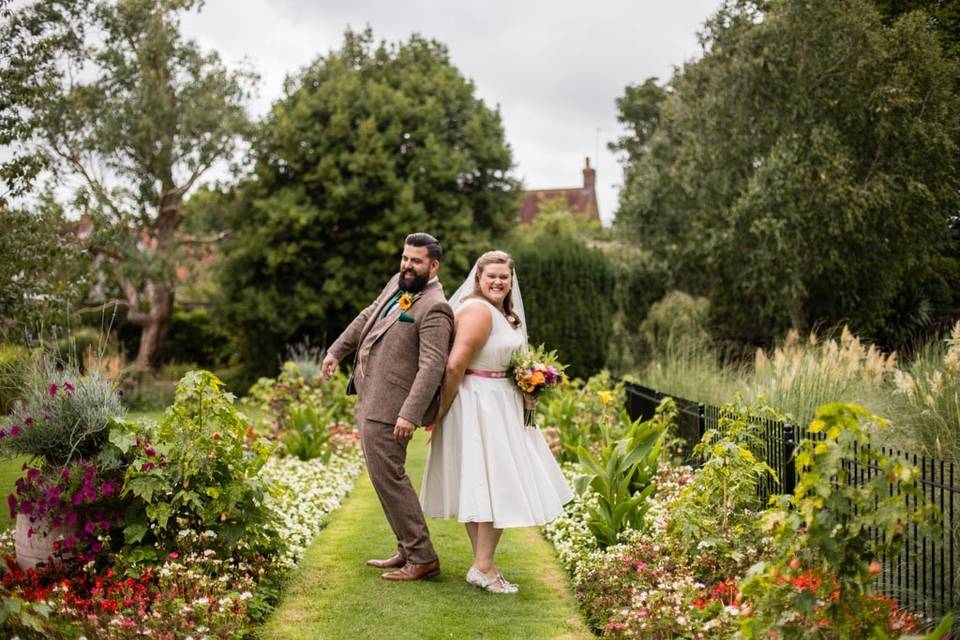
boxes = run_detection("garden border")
[623,381,958,623]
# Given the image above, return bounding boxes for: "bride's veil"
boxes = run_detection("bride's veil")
[448,254,529,350]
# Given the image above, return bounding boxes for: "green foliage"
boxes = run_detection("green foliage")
[667,402,777,566]
[510,232,615,378]
[0,360,123,464]
[604,243,668,374]
[0,344,30,415]
[538,371,626,463]
[614,0,960,347]
[0,206,93,342]
[738,403,939,639]
[116,370,276,553]
[0,589,53,639]
[0,0,255,370]
[573,399,673,547]
[890,321,960,462]
[218,27,519,376]
[162,308,230,369]
[640,291,712,357]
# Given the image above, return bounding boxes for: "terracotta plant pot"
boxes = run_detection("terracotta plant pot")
[14,513,73,570]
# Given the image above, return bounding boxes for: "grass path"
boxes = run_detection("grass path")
[264,429,592,640]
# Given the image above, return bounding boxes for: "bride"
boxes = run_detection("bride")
[420,250,573,594]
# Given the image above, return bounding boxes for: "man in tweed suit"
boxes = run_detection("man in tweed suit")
[321,233,454,581]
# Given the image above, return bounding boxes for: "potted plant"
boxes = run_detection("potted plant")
[0,360,125,569]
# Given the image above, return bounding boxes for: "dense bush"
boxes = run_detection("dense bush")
[162,308,230,368]
[511,233,615,378]
[640,291,711,356]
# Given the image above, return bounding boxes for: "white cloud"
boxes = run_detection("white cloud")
[180,0,722,223]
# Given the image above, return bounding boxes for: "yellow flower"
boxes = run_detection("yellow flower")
[398,292,414,311]
[598,390,614,405]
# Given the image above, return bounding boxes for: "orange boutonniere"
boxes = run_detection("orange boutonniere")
[398,292,414,311]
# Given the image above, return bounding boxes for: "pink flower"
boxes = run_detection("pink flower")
[9,425,20,437]
[26,468,40,481]
[64,382,75,394]
[24,417,33,426]
[169,551,179,559]
[144,447,156,457]
[49,383,58,396]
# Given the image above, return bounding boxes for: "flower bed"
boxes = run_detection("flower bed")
[539,377,950,639]
[0,361,364,638]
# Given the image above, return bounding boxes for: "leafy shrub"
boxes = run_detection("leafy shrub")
[640,291,712,357]
[667,402,777,572]
[510,233,616,378]
[162,308,230,368]
[538,371,626,463]
[114,370,276,557]
[0,361,124,465]
[572,399,673,547]
[0,344,30,415]
[738,403,939,639]
[243,361,357,460]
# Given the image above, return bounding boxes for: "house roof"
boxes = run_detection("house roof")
[519,188,599,224]
[518,157,600,224]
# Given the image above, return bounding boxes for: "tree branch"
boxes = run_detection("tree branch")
[177,230,232,246]
[74,299,130,315]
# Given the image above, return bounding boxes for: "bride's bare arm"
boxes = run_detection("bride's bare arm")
[436,303,492,424]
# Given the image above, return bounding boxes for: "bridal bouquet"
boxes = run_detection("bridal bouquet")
[508,345,567,426]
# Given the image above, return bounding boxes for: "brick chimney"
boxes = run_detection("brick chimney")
[582,157,595,190]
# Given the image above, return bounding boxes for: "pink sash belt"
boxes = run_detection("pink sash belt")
[465,369,508,379]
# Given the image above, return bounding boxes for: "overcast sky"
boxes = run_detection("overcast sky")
[180,0,723,224]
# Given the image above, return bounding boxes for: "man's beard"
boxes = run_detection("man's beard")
[398,269,430,293]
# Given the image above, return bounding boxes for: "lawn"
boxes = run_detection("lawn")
[264,429,591,640]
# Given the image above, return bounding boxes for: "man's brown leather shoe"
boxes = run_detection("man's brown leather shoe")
[381,559,441,581]
[366,553,405,569]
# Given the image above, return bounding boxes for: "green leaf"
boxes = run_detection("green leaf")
[123,522,148,544]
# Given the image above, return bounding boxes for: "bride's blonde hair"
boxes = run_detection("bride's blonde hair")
[465,250,522,329]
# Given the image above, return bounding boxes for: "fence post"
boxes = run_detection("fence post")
[697,402,706,442]
[783,423,797,495]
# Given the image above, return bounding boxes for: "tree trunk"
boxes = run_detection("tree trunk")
[133,281,174,371]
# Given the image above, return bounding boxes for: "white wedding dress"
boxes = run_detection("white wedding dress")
[420,298,573,528]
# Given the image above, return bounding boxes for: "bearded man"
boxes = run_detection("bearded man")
[321,232,454,581]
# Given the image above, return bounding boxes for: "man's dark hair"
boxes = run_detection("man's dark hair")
[405,232,443,261]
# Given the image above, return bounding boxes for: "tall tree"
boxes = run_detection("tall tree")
[0,0,255,369]
[219,28,520,376]
[614,0,960,345]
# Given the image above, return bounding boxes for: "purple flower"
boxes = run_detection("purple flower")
[117,389,125,397]
[49,383,58,396]
[64,535,76,550]
[143,462,155,472]
[0,430,6,440]
[26,468,40,481]
[84,521,96,534]
[60,468,70,480]
[7,495,17,519]
[64,382,75,394]
[65,512,78,526]
[24,417,33,426]
[144,447,156,457]
[9,425,20,437]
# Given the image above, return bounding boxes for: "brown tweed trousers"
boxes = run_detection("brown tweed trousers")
[327,273,454,564]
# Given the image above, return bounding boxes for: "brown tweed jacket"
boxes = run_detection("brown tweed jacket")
[327,274,454,426]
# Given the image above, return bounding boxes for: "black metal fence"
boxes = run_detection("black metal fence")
[624,381,959,623]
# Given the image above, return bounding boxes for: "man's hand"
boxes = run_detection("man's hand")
[320,354,339,380]
[394,416,417,443]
